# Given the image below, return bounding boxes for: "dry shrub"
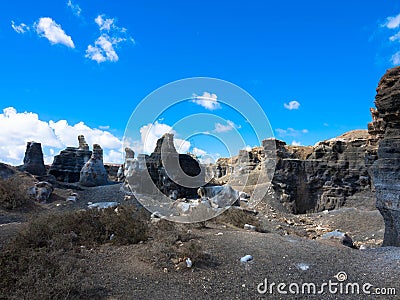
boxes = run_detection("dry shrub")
[0,176,32,210]
[141,219,217,270]
[12,206,149,251]
[0,205,148,299]
[213,207,262,230]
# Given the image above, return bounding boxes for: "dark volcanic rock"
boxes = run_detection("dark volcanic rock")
[49,135,92,182]
[125,133,205,199]
[370,66,400,247]
[20,141,46,176]
[79,144,109,187]
[145,133,204,198]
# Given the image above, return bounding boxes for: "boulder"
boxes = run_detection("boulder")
[370,66,400,247]
[20,142,46,176]
[30,181,53,203]
[49,135,92,182]
[79,144,109,187]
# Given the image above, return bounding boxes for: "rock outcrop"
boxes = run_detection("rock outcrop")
[125,134,206,199]
[144,133,204,199]
[20,142,46,176]
[370,66,400,247]
[79,144,108,187]
[213,130,374,214]
[49,135,92,182]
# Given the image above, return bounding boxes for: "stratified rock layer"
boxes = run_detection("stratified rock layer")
[370,66,400,247]
[49,135,92,182]
[79,144,108,187]
[213,130,375,214]
[20,142,46,176]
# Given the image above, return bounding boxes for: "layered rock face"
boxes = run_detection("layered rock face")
[145,133,204,199]
[370,66,400,247]
[213,130,374,214]
[49,135,92,182]
[79,144,109,187]
[20,142,46,176]
[125,134,205,199]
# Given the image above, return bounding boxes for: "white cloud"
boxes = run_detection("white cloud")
[35,17,75,48]
[86,15,134,63]
[191,92,221,110]
[131,121,210,158]
[138,121,192,154]
[275,127,308,138]
[389,31,400,42]
[95,15,114,31]
[0,107,123,165]
[11,21,30,34]
[67,0,82,17]
[391,51,400,65]
[284,100,300,110]
[192,147,207,157]
[291,140,301,146]
[86,35,118,63]
[213,120,240,133]
[384,13,400,29]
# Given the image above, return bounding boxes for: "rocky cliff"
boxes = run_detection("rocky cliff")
[370,66,400,247]
[49,135,92,182]
[213,130,376,214]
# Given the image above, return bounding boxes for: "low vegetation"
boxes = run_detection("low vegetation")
[0,175,32,210]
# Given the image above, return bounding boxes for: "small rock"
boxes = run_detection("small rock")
[186,258,192,268]
[297,263,310,271]
[88,202,119,210]
[244,224,257,231]
[240,255,253,263]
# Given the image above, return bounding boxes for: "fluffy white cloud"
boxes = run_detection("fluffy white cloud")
[138,121,191,154]
[67,0,82,17]
[284,100,300,110]
[11,21,29,34]
[86,35,119,63]
[213,120,240,133]
[0,107,123,165]
[291,140,301,146]
[86,15,134,63]
[392,51,400,65]
[191,92,221,110]
[35,17,75,48]
[95,15,114,31]
[384,13,400,29]
[389,31,400,42]
[275,127,308,138]
[192,147,207,157]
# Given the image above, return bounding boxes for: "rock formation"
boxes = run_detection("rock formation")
[49,135,92,182]
[125,133,206,199]
[213,130,374,214]
[370,66,400,247]
[20,142,46,176]
[79,144,109,187]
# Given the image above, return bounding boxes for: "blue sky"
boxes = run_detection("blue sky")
[0,0,400,165]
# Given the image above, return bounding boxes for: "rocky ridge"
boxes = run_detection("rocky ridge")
[370,66,400,246]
